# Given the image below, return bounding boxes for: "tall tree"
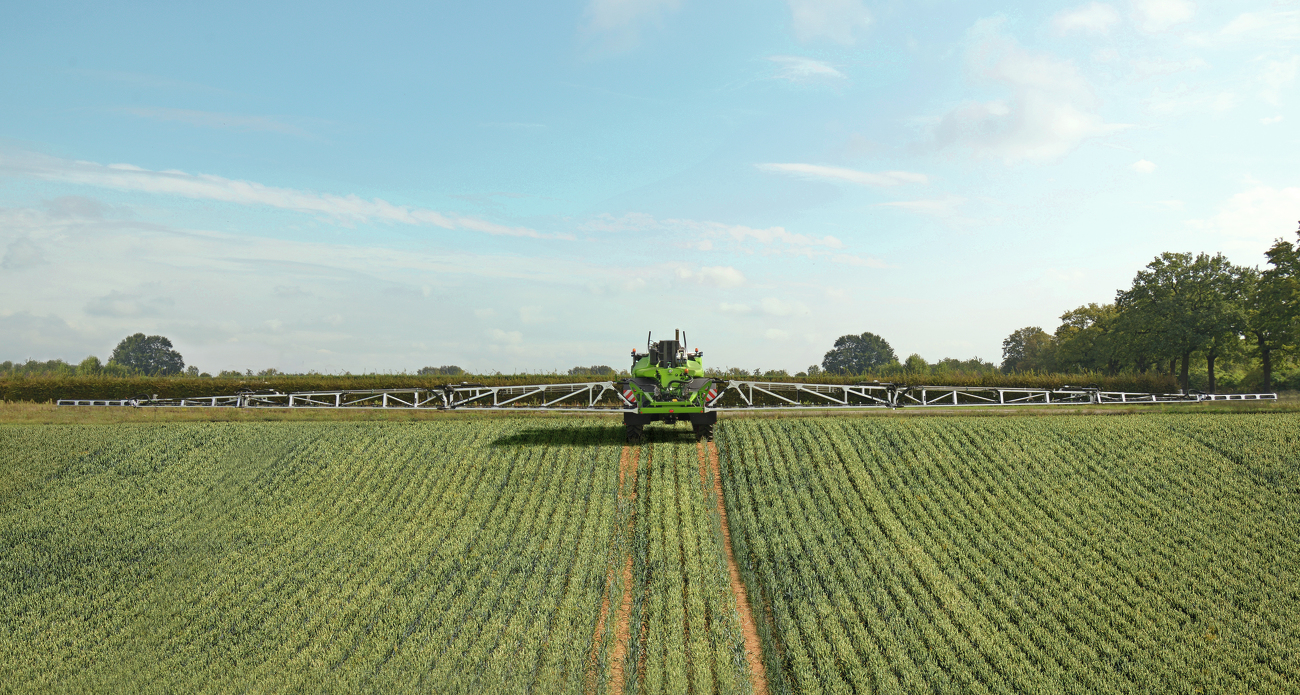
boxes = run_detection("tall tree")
[1244,231,1299,391]
[821,332,896,375]
[109,333,185,376]
[1053,303,1123,374]
[1000,326,1054,373]
[1116,252,1238,393]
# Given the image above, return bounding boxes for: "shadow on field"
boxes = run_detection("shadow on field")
[490,424,701,447]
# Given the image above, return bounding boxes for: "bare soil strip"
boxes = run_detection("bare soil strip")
[705,441,770,695]
[608,445,639,695]
[585,567,616,694]
[608,556,635,695]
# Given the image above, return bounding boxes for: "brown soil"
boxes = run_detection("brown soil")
[608,445,639,695]
[608,556,635,695]
[706,441,769,695]
[619,445,639,499]
[585,565,616,695]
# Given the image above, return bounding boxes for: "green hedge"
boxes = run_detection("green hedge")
[2,371,1188,403]
[0,374,597,403]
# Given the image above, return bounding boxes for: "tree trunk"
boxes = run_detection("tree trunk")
[1259,334,1273,392]
[1179,352,1190,394]
[1207,348,1217,394]
[1169,358,1177,378]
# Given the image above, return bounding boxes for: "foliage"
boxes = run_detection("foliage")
[1001,326,1055,373]
[1001,230,1300,393]
[109,333,185,376]
[1116,252,1244,392]
[716,414,1300,693]
[821,332,897,375]
[1244,235,1300,391]
[567,365,614,376]
[418,365,466,376]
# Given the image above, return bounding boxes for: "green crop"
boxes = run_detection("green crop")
[626,439,753,695]
[0,420,630,692]
[715,413,1300,694]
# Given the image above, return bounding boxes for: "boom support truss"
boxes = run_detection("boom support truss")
[57,380,1276,410]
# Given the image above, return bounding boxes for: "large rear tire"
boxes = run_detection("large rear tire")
[692,423,714,442]
[626,423,644,444]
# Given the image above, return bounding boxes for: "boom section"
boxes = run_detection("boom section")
[710,381,1278,409]
[55,380,1276,410]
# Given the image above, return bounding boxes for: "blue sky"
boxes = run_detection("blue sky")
[2,0,1297,374]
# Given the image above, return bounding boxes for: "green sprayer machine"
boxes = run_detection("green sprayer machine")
[58,328,1278,442]
[620,330,717,442]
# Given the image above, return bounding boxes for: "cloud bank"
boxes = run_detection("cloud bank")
[0,150,562,239]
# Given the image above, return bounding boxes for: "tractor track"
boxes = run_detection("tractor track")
[701,440,769,695]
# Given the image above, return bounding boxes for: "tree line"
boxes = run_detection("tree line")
[1000,229,1299,393]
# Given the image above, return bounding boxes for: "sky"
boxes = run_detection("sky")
[1,0,1298,375]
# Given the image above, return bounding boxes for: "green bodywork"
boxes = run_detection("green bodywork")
[622,346,713,413]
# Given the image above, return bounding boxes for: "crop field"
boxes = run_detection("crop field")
[625,438,753,695]
[0,421,634,692]
[717,414,1300,694]
[2,412,1297,693]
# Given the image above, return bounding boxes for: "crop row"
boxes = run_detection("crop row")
[715,414,1300,694]
[0,420,627,692]
[625,438,754,695]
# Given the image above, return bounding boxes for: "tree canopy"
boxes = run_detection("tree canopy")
[418,365,465,376]
[997,228,1300,392]
[1001,327,1054,373]
[821,332,896,375]
[109,334,184,376]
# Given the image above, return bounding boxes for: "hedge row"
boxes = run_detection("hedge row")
[2,371,1183,403]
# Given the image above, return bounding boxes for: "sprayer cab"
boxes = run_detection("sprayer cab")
[621,329,718,443]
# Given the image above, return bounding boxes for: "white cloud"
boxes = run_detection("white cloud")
[1131,0,1195,33]
[876,196,972,226]
[1,237,47,270]
[1261,115,1284,125]
[767,55,846,82]
[1130,57,1208,78]
[1258,55,1299,106]
[719,302,752,314]
[829,253,888,268]
[760,297,810,316]
[1144,85,1237,115]
[0,149,566,239]
[757,163,928,187]
[787,0,872,45]
[1052,3,1121,35]
[117,107,311,137]
[1187,185,1300,245]
[1198,10,1300,46]
[932,19,1129,162]
[488,329,523,344]
[582,212,844,250]
[719,221,845,248]
[583,0,680,50]
[519,306,553,324]
[1131,159,1157,173]
[676,266,746,288]
[765,328,791,340]
[84,288,173,317]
